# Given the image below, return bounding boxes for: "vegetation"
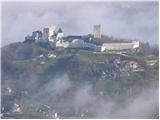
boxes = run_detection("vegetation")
[1,41,159,119]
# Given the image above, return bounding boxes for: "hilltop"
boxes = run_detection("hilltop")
[1,34,159,118]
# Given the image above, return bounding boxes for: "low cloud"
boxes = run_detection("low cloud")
[2,1,159,46]
[27,74,158,118]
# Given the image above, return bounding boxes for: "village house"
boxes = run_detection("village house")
[11,103,21,113]
[127,61,139,69]
[48,53,56,58]
[6,87,12,95]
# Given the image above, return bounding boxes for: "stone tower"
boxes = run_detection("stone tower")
[43,26,56,40]
[93,25,101,38]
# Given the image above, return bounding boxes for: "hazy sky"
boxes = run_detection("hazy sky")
[2,1,159,46]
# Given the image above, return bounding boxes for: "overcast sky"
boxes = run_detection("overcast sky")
[1,1,158,46]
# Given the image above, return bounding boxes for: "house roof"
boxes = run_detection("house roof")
[63,35,82,42]
[128,61,138,65]
[57,28,63,33]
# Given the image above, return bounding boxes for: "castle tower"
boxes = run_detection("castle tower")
[93,25,101,38]
[43,26,56,40]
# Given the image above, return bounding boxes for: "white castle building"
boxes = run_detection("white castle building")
[25,26,64,43]
[24,25,140,52]
[101,41,140,52]
[43,26,64,42]
[56,39,101,51]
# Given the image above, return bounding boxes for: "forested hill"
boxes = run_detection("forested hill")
[1,39,159,119]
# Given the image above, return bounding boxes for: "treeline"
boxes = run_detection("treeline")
[139,42,159,57]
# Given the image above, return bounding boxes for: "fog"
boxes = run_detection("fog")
[26,74,158,118]
[1,1,158,46]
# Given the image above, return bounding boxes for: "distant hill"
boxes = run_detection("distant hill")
[1,40,158,90]
[1,39,158,119]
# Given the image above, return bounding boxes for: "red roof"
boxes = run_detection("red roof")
[128,61,138,65]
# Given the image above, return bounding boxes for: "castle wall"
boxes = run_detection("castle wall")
[101,41,139,51]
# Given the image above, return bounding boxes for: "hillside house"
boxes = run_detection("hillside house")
[127,61,139,69]
[11,103,21,113]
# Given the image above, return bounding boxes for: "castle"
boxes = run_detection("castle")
[25,26,63,42]
[24,25,139,52]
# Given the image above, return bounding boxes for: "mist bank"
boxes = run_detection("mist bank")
[2,1,158,46]
[27,74,158,119]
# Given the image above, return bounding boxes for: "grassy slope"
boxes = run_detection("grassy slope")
[1,43,159,119]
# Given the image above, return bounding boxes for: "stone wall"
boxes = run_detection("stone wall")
[101,41,139,51]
